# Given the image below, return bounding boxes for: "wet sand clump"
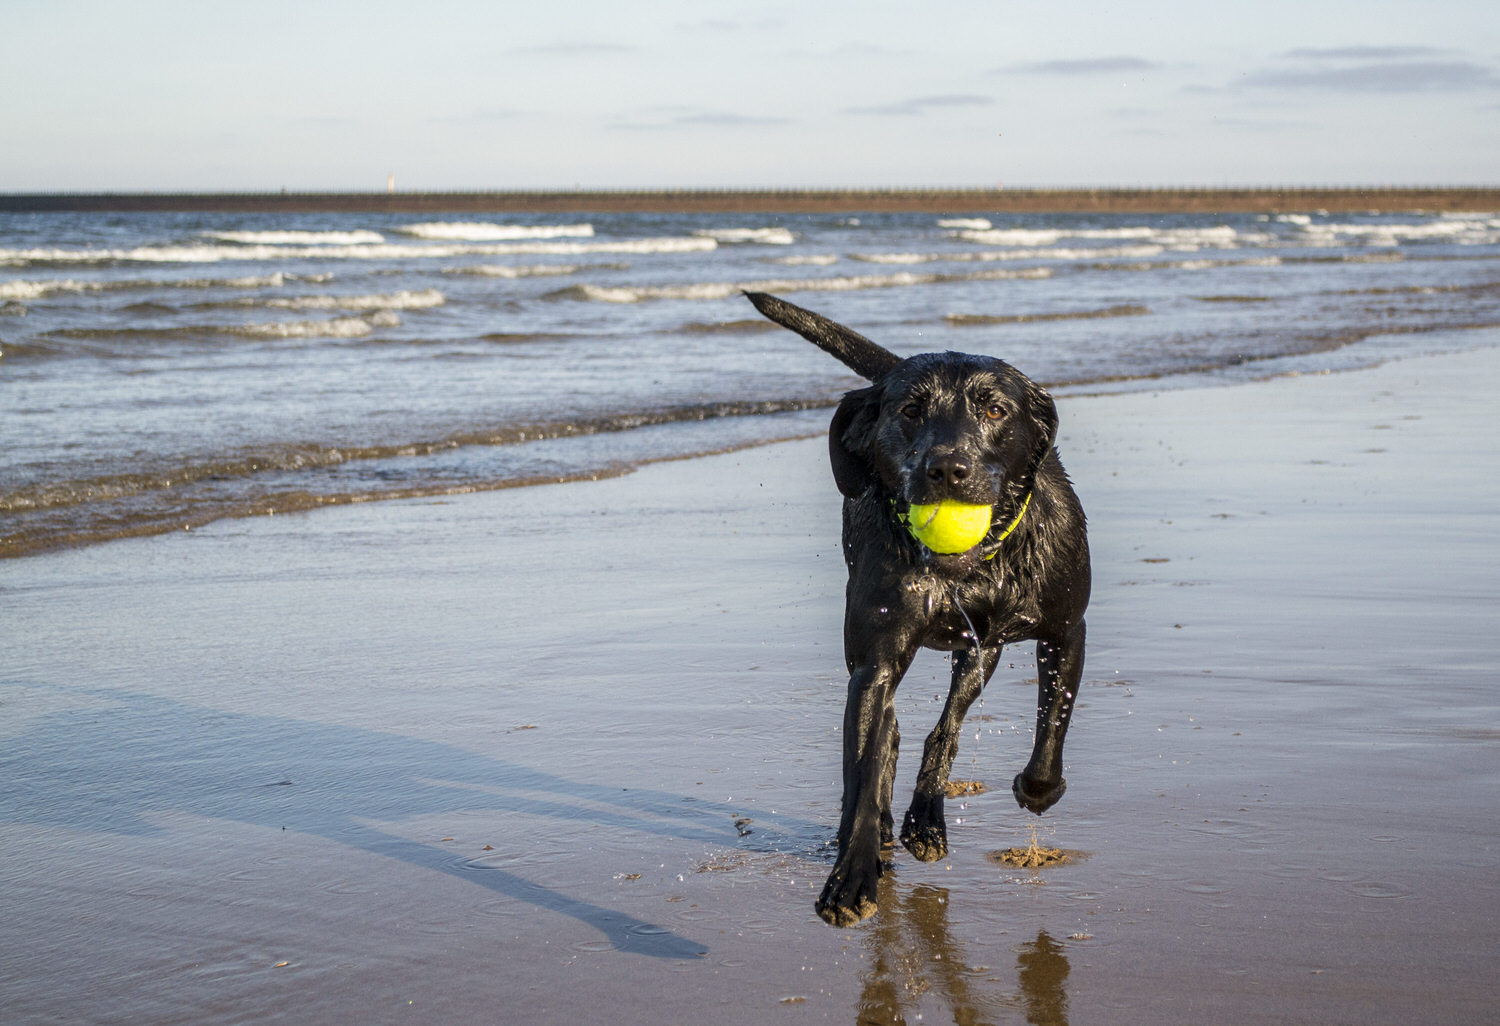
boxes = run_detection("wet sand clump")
[990,824,1072,869]
[944,779,987,798]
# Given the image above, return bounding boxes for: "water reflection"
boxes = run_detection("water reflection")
[856,878,1071,1025]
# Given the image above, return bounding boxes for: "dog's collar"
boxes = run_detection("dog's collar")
[893,490,1032,560]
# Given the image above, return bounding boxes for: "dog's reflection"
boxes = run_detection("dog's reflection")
[855,879,1070,1026]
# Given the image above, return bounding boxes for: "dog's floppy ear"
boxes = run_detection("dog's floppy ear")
[1024,379,1060,481]
[829,386,881,498]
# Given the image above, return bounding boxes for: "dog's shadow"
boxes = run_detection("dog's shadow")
[2,683,824,961]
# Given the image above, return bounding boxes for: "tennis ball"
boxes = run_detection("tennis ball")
[906,501,992,554]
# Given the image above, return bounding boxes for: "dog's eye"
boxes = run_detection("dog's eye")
[983,402,1008,421]
[900,403,922,420]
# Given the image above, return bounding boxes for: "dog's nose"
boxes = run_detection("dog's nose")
[926,454,971,485]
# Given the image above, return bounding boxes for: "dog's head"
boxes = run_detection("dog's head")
[742,291,1059,510]
[830,352,1059,508]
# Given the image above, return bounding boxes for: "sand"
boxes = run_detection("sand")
[4,338,1499,1024]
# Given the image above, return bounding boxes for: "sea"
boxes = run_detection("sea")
[4,206,1499,558]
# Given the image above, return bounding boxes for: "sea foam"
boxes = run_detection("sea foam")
[396,222,595,241]
[206,230,386,245]
[548,266,1051,303]
[692,228,796,245]
[0,236,717,265]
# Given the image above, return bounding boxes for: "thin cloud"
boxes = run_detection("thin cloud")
[1000,56,1161,76]
[845,94,994,117]
[607,108,792,131]
[1282,46,1451,61]
[1243,59,1500,92]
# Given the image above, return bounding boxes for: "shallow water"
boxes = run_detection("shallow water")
[4,208,1500,556]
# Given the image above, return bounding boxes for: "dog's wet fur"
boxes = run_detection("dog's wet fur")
[746,292,1090,926]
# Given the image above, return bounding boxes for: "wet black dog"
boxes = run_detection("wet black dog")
[746,292,1090,926]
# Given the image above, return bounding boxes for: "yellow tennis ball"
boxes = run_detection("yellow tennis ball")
[906,501,993,554]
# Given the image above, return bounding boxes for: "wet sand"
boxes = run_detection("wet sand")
[5,339,1499,1024]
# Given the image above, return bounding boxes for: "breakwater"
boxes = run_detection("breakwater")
[3,186,1497,214]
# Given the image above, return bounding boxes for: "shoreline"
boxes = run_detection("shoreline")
[4,185,1499,215]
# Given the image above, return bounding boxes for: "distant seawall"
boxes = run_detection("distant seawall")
[3,187,1497,215]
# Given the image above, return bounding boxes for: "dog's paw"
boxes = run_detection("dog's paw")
[899,799,948,862]
[816,861,880,927]
[1012,772,1066,815]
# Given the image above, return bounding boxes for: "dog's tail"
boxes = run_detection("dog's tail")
[744,291,902,381]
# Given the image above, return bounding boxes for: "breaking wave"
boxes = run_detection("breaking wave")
[544,266,1052,303]
[395,222,594,241]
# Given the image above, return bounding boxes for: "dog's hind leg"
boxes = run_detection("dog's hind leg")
[901,641,1002,862]
[1013,620,1086,815]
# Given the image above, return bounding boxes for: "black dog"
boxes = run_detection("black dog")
[746,292,1090,926]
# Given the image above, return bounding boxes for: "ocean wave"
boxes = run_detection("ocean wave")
[765,254,839,266]
[958,225,1246,249]
[544,266,1051,303]
[396,222,594,241]
[851,244,1167,265]
[1090,255,1284,273]
[443,263,588,278]
[0,236,717,266]
[945,304,1151,326]
[0,278,101,300]
[223,289,445,312]
[1295,219,1500,246]
[692,227,796,245]
[232,311,403,338]
[0,271,325,299]
[205,229,385,245]
[937,218,992,230]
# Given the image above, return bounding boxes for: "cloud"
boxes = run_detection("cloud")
[1243,59,1500,93]
[1000,56,1162,76]
[607,108,792,131]
[1282,46,1451,61]
[844,94,994,117]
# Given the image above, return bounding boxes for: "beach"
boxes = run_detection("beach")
[5,337,1497,1023]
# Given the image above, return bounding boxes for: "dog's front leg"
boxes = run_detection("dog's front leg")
[819,646,913,927]
[901,641,1001,861]
[1013,620,1086,814]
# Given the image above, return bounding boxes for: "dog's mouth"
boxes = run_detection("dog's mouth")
[901,478,1003,510]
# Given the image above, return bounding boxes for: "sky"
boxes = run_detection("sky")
[3,0,1497,191]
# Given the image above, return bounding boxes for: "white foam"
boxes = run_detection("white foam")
[553,266,1051,303]
[765,254,839,266]
[260,289,445,311]
[206,230,385,245]
[396,222,594,241]
[443,263,584,278]
[853,244,1167,265]
[0,236,717,265]
[0,278,99,300]
[958,225,1245,250]
[693,227,797,245]
[1297,219,1500,245]
[234,310,402,339]
[936,218,992,230]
